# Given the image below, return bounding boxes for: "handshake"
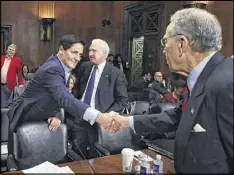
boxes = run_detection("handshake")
[96,111,130,133]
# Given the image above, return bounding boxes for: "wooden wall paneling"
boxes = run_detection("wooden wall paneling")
[2,1,232,71]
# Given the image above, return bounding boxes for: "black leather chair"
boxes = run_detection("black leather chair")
[94,122,142,156]
[149,103,176,114]
[7,121,82,171]
[1,108,10,172]
[123,101,150,115]
[94,101,150,156]
[141,103,177,157]
[127,92,143,102]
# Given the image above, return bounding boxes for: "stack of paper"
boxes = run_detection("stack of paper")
[22,161,74,174]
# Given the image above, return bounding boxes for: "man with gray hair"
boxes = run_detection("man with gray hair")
[111,8,233,173]
[69,39,128,158]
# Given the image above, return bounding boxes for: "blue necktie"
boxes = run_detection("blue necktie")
[83,66,97,105]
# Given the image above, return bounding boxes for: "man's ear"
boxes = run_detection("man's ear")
[178,36,189,57]
[58,45,64,55]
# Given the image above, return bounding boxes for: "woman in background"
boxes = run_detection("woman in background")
[67,74,77,95]
[113,54,129,87]
[22,64,30,83]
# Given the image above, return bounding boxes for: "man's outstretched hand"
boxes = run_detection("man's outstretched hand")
[96,111,129,133]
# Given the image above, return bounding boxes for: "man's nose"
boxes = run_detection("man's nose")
[74,56,81,61]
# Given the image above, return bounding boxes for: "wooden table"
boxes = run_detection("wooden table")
[2,149,175,174]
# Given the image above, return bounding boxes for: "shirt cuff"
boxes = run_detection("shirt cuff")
[83,107,100,125]
[128,116,136,133]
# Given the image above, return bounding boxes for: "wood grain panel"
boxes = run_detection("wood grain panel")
[2,1,232,72]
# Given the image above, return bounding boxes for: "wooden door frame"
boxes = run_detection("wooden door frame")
[122,1,165,71]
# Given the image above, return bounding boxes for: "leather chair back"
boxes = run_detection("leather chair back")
[127,92,143,102]
[96,123,141,154]
[1,108,9,142]
[149,103,176,114]
[142,88,151,101]
[13,122,67,170]
[124,101,150,115]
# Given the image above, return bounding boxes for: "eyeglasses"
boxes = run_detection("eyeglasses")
[160,34,183,47]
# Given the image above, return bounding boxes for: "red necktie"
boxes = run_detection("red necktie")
[182,87,189,112]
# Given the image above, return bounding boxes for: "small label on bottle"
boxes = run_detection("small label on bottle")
[153,164,159,173]
[140,166,147,175]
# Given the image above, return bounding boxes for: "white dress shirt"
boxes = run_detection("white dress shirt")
[57,55,99,125]
[1,56,12,83]
[81,60,106,109]
[129,52,217,132]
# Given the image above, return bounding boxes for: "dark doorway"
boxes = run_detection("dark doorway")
[1,25,12,55]
[122,1,165,86]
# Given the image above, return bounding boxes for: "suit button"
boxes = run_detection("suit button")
[192,158,197,163]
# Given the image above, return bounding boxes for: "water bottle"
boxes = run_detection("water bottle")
[139,159,150,175]
[153,155,163,174]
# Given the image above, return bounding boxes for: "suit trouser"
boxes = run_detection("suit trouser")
[1,84,11,108]
[67,119,98,159]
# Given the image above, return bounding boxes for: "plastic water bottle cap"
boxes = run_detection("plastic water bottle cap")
[156,155,161,160]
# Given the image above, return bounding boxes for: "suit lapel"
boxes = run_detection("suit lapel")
[96,63,110,92]
[174,51,225,170]
[95,63,110,109]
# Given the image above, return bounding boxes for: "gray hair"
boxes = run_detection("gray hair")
[170,8,222,52]
[91,39,110,58]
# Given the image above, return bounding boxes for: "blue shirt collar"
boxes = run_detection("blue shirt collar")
[56,55,71,74]
[187,51,217,94]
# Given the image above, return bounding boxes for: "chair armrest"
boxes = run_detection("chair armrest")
[163,132,176,140]
[94,142,110,156]
[67,149,84,161]
[7,154,18,171]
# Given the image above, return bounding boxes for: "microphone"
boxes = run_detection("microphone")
[75,144,95,174]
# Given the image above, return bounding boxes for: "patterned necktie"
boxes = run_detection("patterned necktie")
[83,66,97,105]
[182,87,189,112]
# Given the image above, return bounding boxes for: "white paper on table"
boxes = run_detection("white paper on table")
[134,150,154,162]
[22,161,62,173]
[59,166,74,174]
[1,144,8,154]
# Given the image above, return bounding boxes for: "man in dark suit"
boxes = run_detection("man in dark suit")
[134,71,149,92]
[7,35,115,155]
[111,8,233,173]
[150,71,169,95]
[69,39,128,158]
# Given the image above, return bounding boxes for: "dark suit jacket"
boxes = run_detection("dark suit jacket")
[133,52,233,173]
[134,77,148,92]
[150,80,168,95]
[8,56,89,132]
[75,61,128,113]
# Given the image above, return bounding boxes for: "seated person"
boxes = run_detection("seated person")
[134,71,149,92]
[151,72,169,95]
[163,79,186,104]
[67,73,76,94]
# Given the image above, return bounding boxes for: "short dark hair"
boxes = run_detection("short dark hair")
[59,34,85,50]
[174,79,187,89]
[108,54,114,57]
[22,64,29,73]
[141,71,148,76]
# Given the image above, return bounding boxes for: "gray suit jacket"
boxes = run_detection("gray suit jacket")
[133,52,233,173]
[8,56,89,132]
[75,61,128,113]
